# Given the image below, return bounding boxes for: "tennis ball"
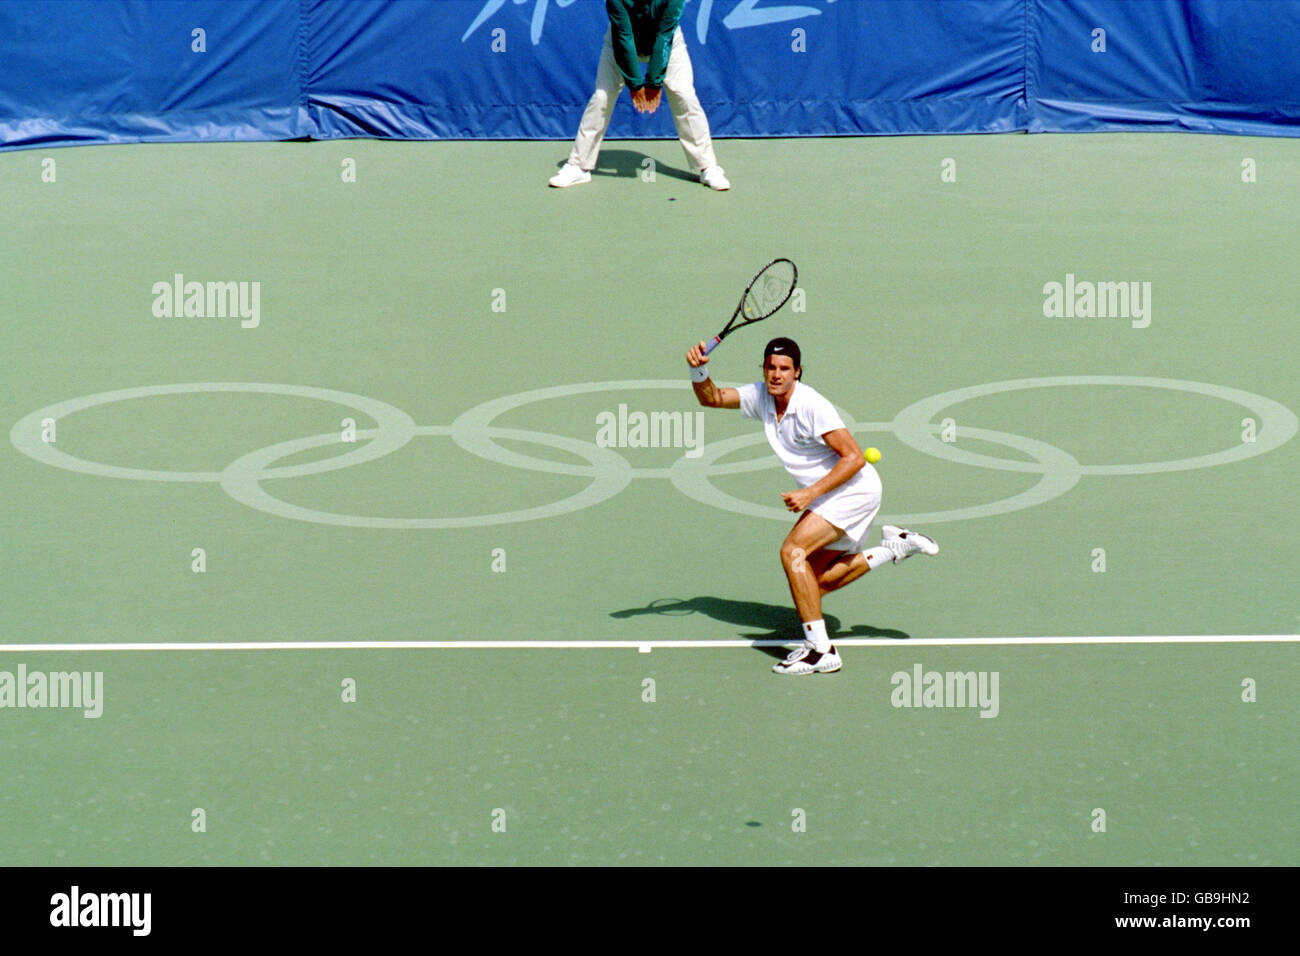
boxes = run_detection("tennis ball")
[864,447,881,464]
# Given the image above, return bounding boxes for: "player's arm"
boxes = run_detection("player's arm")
[780,428,864,511]
[686,341,739,409]
[809,428,865,497]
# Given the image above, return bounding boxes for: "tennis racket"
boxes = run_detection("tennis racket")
[701,258,798,356]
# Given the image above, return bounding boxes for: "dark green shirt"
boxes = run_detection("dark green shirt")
[606,0,685,91]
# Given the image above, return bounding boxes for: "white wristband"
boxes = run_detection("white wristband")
[690,364,711,383]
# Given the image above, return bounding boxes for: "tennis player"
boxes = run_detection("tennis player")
[686,337,939,674]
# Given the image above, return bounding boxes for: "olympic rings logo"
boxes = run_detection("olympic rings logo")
[9,377,1296,529]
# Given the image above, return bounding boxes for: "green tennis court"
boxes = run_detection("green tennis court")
[2,133,1296,865]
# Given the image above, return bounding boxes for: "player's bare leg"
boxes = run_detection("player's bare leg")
[804,524,943,600]
[774,511,844,675]
[779,510,842,623]
[808,549,870,595]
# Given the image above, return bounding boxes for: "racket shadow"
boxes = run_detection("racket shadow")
[610,597,911,660]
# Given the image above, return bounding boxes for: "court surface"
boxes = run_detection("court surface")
[2,133,1297,865]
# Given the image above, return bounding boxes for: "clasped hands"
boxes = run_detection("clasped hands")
[631,86,662,114]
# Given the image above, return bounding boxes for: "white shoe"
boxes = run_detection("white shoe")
[548,163,591,188]
[699,166,730,191]
[881,525,940,563]
[772,644,841,675]
[783,641,813,662]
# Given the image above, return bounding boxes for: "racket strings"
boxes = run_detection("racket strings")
[742,261,797,319]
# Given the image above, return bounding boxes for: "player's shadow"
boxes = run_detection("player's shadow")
[558,149,698,183]
[610,597,910,661]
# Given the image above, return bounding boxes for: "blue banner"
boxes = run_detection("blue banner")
[2,0,1298,151]
[0,0,307,149]
[304,0,1025,140]
[1029,0,1300,134]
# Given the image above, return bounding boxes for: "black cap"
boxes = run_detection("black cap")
[763,337,802,377]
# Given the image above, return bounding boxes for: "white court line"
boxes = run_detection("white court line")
[0,635,1295,652]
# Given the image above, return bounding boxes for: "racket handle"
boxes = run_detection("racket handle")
[702,336,721,357]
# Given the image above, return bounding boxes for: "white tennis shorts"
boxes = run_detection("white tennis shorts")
[810,481,882,554]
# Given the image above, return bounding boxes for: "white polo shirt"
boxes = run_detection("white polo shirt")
[737,380,881,494]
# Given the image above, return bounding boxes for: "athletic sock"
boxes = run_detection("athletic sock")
[864,546,893,570]
[802,619,831,653]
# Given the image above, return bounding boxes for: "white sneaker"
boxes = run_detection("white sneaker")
[699,165,730,191]
[548,163,591,188]
[772,643,841,675]
[881,525,940,563]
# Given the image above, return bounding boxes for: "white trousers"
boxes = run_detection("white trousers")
[567,27,718,174]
